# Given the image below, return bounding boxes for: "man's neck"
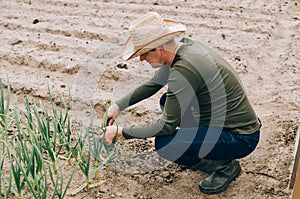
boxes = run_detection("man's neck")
[165,41,182,67]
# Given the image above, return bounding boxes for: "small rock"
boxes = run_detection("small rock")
[116,63,128,69]
[98,187,107,193]
[161,171,170,178]
[221,33,226,39]
[33,19,39,24]
[133,192,139,197]
[166,178,174,183]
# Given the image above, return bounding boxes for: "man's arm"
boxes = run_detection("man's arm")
[122,66,197,139]
[106,66,170,125]
[115,66,170,111]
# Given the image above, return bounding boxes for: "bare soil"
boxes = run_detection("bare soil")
[0,0,299,198]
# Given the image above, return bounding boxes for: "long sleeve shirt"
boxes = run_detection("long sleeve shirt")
[116,38,261,139]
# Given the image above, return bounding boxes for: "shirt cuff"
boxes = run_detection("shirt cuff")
[122,127,136,139]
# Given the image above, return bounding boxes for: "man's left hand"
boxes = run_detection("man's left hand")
[104,126,123,144]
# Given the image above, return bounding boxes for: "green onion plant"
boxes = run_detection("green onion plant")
[48,161,76,199]
[0,78,120,198]
[32,102,58,174]
[0,142,12,199]
[0,79,10,131]
[71,122,118,195]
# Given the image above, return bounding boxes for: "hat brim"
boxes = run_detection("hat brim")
[122,20,186,60]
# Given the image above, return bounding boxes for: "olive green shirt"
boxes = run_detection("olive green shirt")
[116,38,261,139]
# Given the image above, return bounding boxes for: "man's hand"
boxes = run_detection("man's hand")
[104,126,123,144]
[106,103,120,126]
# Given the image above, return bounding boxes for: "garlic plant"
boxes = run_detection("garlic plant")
[0,79,119,198]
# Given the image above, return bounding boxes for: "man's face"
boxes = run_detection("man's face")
[139,48,164,68]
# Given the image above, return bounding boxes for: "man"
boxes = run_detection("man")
[103,12,261,194]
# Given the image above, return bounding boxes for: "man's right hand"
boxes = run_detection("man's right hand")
[106,103,120,126]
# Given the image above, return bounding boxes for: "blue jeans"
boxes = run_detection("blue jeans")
[156,93,260,166]
[155,127,260,166]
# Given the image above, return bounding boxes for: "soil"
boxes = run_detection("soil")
[0,0,299,199]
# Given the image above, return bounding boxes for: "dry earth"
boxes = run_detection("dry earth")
[0,0,299,199]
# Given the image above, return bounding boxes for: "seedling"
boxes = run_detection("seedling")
[0,79,120,198]
[0,79,10,130]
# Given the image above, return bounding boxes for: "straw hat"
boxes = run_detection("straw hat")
[122,12,186,60]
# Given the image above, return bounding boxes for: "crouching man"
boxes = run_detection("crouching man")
[103,12,261,194]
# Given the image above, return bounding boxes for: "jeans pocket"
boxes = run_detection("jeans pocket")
[232,145,256,159]
[231,131,260,159]
[237,131,260,149]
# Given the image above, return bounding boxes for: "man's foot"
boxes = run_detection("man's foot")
[192,159,230,174]
[199,160,241,194]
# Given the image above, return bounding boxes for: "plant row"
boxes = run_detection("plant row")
[0,79,118,199]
